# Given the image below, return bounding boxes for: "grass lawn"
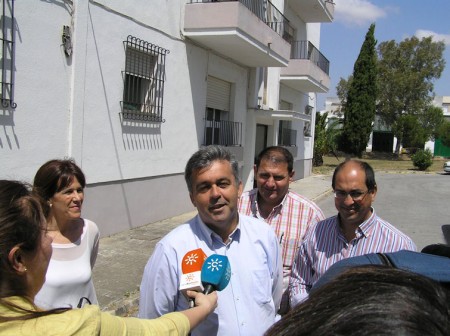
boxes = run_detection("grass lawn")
[312,154,448,176]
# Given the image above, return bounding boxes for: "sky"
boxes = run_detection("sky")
[316,0,450,110]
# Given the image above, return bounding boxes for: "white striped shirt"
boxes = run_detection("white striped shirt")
[289,209,417,306]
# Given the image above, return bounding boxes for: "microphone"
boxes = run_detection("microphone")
[201,254,231,294]
[180,248,207,307]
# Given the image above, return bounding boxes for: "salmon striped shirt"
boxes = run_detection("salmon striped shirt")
[289,209,417,306]
[238,189,325,280]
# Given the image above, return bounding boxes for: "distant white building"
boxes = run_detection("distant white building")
[0,0,334,236]
[323,96,450,155]
[425,96,450,157]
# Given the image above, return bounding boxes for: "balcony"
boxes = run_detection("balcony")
[254,108,312,123]
[203,119,243,146]
[184,0,292,67]
[203,118,243,160]
[288,0,335,22]
[280,40,330,93]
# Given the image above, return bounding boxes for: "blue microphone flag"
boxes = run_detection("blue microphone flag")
[201,254,231,293]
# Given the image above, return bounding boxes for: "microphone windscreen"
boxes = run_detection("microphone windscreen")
[201,254,231,293]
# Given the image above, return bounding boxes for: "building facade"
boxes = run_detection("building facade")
[0,0,333,236]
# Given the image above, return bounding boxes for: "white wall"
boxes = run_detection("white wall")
[1,2,72,181]
[1,0,321,235]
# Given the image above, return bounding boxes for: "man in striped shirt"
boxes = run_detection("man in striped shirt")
[289,159,417,306]
[238,146,325,314]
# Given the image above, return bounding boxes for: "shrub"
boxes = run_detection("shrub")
[411,149,433,171]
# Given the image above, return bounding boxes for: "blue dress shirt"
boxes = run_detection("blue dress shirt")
[139,214,283,336]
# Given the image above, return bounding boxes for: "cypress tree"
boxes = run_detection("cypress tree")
[340,23,377,157]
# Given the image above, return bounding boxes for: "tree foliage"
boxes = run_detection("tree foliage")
[340,23,377,157]
[313,112,342,166]
[377,36,446,154]
[438,121,450,148]
[313,112,328,166]
[334,76,352,118]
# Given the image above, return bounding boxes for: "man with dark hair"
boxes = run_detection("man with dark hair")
[238,146,324,314]
[139,145,283,335]
[289,159,416,306]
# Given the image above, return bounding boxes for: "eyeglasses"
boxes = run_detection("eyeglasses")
[334,190,369,201]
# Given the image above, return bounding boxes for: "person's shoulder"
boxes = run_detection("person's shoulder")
[287,190,322,208]
[303,215,338,239]
[83,218,99,231]
[240,214,273,232]
[373,215,415,244]
[158,217,199,244]
[240,188,258,198]
[240,213,270,226]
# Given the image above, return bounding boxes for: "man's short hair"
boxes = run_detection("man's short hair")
[255,146,293,173]
[184,145,240,193]
[331,159,376,191]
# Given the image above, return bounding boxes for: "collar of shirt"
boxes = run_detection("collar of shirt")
[336,208,377,240]
[196,214,241,247]
[252,189,290,219]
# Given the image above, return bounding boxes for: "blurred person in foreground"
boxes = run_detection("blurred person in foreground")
[267,265,450,336]
[238,146,324,314]
[289,159,416,305]
[139,145,283,335]
[0,179,217,335]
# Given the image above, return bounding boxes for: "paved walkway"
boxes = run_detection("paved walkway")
[92,174,333,316]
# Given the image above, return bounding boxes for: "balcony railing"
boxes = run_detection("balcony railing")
[278,128,297,146]
[291,40,329,75]
[204,119,242,146]
[188,0,294,43]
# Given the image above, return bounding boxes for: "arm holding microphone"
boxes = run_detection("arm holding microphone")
[181,290,218,330]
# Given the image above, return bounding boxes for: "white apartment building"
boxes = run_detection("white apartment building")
[0,0,334,236]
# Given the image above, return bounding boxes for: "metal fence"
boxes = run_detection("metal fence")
[291,40,329,75]
[204,119,242,146]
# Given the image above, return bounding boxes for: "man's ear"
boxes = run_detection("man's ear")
[8,246,27,273]
[238,181,243,198]
[189,193,197,208]
[289,170,295,182]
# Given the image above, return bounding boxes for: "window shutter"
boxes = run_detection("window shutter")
[207,76,231,111]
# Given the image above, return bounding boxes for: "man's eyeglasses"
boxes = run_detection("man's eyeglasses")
[334,190,369,201]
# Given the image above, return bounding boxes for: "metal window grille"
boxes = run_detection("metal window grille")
[121,35,169,122]
[0,0,16,108]
[203,108,242,146]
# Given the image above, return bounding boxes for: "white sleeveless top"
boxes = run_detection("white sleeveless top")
[35,219,100,309]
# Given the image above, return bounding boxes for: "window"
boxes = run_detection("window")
[0,0,16,108]
[278,120,297,146]
[205,108,224,145]
[121,35,169,122]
